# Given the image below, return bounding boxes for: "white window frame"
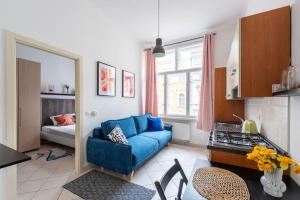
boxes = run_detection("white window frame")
[177,93,185,107]
[157,40,203,118]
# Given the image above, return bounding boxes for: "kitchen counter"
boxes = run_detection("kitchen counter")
[206,131,289,170]
[0,143,31,169]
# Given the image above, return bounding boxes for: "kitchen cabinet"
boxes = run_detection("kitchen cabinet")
[227,6,291,99]
[214,68,244,122]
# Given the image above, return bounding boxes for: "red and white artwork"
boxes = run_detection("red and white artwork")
[122,70,135,98]
[97,62,116,96]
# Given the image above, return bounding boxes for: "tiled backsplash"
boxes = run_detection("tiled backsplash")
[245,97,289,151]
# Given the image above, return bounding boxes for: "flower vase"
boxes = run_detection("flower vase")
[260,168,286,198]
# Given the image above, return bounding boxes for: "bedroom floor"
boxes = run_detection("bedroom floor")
[17,143,208,200]
[17,143,76,200]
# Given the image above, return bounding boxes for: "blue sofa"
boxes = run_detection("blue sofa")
[87,114,173,175]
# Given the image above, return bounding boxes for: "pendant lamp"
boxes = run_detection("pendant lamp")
[152,0,165,57]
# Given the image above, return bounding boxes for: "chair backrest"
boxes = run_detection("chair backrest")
[155,159,188,200]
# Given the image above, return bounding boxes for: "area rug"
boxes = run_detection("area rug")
[63,170,156,200]
[30,148,73,162]
[46,148,73,161]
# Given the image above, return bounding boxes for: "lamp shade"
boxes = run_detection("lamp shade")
[152,38,165,57]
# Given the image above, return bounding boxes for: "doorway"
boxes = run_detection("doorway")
[5,31,83,199]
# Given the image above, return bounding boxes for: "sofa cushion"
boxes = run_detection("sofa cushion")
[127,136,159,167]
[147,117,164,131]
[107,126,128,144]
[139,130,172,149]
[102,117,137,139]
[133,113,151,134]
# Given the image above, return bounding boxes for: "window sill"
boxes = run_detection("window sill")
[161,115,197,123]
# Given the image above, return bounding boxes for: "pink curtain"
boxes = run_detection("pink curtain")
[145,49,158,116]
[197,34,214,131]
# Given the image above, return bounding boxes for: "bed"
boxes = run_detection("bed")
[41,125,75,148]
[41,98,76,148]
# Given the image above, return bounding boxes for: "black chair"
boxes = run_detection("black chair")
[155,159,188,200]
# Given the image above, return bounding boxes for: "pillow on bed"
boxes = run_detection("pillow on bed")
[54,114,75,126]
[50,114,61,126]
[50,113,75,125]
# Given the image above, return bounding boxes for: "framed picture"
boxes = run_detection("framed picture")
[122,70,135,98]
[97,61,116,96]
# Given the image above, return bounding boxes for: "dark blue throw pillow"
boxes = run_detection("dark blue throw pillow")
[147,117,164,131]
[133,113,151,134]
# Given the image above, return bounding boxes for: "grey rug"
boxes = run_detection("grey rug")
[63,170,156,200]
[46,148,73,161]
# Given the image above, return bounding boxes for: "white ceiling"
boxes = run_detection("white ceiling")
[93,0,246,43]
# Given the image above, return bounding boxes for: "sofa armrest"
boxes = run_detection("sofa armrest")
[164,123,173,132]
[93,126,102,139]
[86,137,133,175]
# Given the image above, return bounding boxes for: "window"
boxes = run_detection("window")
[156,41,203,117]
[167,73,186,115]
[178,93,185,106]
[156,49,175,73]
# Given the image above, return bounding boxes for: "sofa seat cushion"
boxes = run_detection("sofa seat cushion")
[139,130,172,149]
[101,117,137,139]
[127,136,159,167]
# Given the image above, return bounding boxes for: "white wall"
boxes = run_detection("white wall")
[244,0,292,16]
[16,43,76,94]
[290,0,300,185]
[0,0,142,198]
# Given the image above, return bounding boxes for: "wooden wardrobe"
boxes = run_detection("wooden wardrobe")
[17,58,41,152]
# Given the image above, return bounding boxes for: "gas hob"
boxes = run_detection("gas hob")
[212,131,287,155]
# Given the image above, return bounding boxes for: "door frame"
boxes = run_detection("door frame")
[5,31,84,199]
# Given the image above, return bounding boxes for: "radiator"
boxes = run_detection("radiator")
[170,122,190,141]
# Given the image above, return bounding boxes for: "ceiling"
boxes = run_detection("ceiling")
[93,0,246,43]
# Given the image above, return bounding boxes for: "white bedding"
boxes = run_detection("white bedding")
[41,125,75,148]
[42,125,75,137]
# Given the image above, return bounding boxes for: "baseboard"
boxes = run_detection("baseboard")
[171,139,207,148]
[81,163,94,174]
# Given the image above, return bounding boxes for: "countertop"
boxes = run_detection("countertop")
[0,143,31,169]
[182,159,300,200]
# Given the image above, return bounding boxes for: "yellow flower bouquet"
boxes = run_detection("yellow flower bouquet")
[247,145,300,197]
[247,146,300,173]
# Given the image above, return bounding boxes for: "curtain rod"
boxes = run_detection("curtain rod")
[144,32,216,51]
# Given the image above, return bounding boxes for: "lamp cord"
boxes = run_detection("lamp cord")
[158,0,160,38]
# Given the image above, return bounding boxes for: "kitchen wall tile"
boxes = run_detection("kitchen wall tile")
[245,97,288,151]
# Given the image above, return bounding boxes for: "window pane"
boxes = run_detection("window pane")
[189,71,201,116]
[178,43,203,70]
[156,49,175,73]
[167,73,186,115]
[157,75,165,115]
